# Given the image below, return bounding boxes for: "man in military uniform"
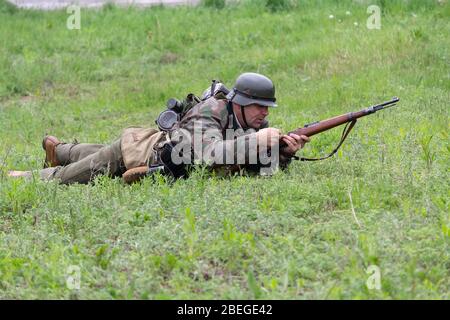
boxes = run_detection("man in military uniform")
[8,73,310,184]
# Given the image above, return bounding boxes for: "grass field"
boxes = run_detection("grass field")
[0,0,449,299]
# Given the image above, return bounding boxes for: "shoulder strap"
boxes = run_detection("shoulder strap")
[225,101,240,130]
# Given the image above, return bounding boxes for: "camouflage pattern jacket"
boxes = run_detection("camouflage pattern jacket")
[168,96,293,175]
[121,96,293,175]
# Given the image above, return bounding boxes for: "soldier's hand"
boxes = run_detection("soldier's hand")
[256,128,281,148]
[281,133,311,156]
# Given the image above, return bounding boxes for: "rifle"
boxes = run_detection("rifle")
[285,97,400,161]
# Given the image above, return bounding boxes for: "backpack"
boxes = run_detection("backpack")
[155,80,230,132]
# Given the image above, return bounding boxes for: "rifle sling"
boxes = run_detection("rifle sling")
[297,119,357,162]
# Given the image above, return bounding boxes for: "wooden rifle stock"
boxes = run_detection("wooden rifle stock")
[288,97,400,137]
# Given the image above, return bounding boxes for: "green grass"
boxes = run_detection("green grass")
[0,0,449,299]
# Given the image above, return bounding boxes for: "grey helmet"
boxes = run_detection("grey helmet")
[226,72,277,107]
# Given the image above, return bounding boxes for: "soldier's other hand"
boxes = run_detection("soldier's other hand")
[256,128,281,148]
[281,133,311,156]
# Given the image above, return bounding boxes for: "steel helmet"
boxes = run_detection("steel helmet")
[226,72,277,107]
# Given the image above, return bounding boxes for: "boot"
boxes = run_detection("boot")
[42,135,61,168]
[122,166,150,184]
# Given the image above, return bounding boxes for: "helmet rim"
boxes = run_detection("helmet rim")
[226,88,278,107]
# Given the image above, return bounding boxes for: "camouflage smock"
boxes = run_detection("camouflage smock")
[121,96,292,174]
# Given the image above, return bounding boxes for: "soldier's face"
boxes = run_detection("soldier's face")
[241,104,269,129]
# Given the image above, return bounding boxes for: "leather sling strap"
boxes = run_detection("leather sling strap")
[296,119,357,162]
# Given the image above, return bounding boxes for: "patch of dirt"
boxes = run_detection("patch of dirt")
[159,52,179,64]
